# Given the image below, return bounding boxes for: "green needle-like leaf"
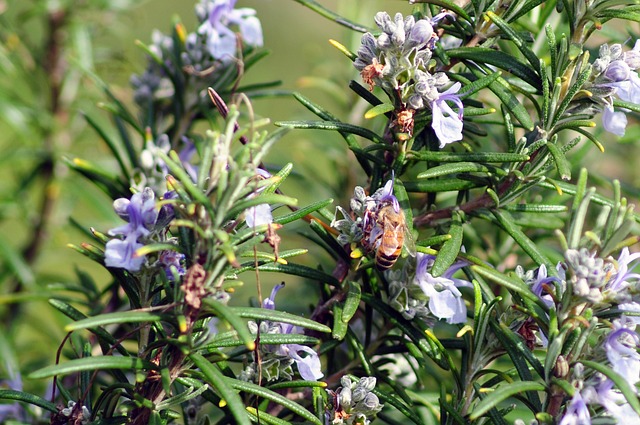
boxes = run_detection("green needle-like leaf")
[417,162,505,179]
[65,311,166,332]
[0,390,58,413]
[29,356,155,379]
[469,381,546,419]
[203,300,256,350]
[471,266,541,303]
[229,307,331,333]
[226,378,322,424]
[431,211,463,277]
[447,47,541,90]
[275,120,385,144]
[190,352,251,425]
[492,210,552,269]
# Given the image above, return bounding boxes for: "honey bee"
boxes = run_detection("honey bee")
[362,202,415,270]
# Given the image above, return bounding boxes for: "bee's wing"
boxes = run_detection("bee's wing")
[402,223,417,257]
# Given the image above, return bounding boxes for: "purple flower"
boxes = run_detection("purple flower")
[110,188,158,239]
[604,318,640,387]
[414,253,471,324]
[558,391,591,425]
[374,179,400,213]
[602,104,628,136]
[607,248,640,293]
[529,263,564,308]
[197,0,263,61]
[431,82,464,147]
[262,283,285,310]
[159,250,186,280]
[261,284,324,381]
[104,235,145,272]
[584,378,640,424]
[245,168,275,228]
[596,41,640,136]
[105,188,158,272]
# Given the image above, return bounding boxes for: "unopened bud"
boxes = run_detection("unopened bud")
[553,355,569,379]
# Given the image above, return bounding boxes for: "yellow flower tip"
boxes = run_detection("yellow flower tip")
[165,174,178,189]
[395,133,410,142]
[178,316,187,334]
[319,381,328,388]
[246,341,256,351]
[72,158,88,167]
[219,399,227,408]
[276,258,288,265]
[456,325,474,338]
[175,23,187,44]
[329,39,347,51]
[227,287,235,293]
[350,247,365,259]
[145,127,153,141]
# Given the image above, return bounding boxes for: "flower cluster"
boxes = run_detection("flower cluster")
[104,188,158,272]
[331,179,398,250]
[138,134,197,195]
[131,0,263,107]
[328,376,383,425]
[354,12,463,145]
[388,252,472,324]
[566,247,640,305]
[193,0,263,63]
[559,316,640,424]
[590,41,640,136]
[245,284,323,382]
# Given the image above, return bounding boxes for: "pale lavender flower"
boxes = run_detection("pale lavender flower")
[373,179,400,213]
[529,264,554,305]
[606,247,640,293]
[245,203,273,228]
[594,40,640,136]
[602,104,627,136]
[261,284,324,381]
[584,378,640,424]
[604,318,640,388]
[431,82,464,147]
[110,188,158,238]
[196,0,263,61]
[245,168,274,228]
[558,391,591,425]
[159,250,186,281]
[414,253,471,324]
[104,236,146,272]
[105,188,158,272]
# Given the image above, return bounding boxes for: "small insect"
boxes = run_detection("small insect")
[362,202,415,270]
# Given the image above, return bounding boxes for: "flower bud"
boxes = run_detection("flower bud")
[339,386,352,407]
[358,376,377,392]
[407,20,433,49]
[553,355,569,378]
